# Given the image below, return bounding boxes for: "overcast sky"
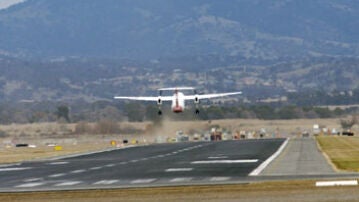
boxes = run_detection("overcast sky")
[0,0,25,10]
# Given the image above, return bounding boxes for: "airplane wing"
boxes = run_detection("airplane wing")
[114,96,173,101]
[184,92,242,100]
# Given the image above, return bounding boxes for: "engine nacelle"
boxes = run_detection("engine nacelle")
[157,97,162,105]
[194,95,200,104]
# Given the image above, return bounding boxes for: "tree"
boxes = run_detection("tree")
[340,115,357,130]
[56,105,70,122]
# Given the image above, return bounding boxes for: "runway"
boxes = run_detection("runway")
[0,139,284,191]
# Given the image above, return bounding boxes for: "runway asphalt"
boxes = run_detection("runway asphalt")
[1,138,359,192]
[0,139,284,192]
[261,137,336,176]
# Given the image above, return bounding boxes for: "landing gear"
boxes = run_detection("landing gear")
[158,110,162,115]
[195,101,200,114]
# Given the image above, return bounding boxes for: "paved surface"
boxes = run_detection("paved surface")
[261,137,336,176]
[0,139,284,192]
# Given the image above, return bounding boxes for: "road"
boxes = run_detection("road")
[0,139,284,191]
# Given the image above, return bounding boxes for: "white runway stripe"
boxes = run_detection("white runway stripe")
[131,179,156,184]
[93,180,119,185]
[316,180,358,187]
[15,182,45,188]
[210,177,231,181]
[191,159,258,164]
[170,177,193,182]
[249,138,289,176]
[208,156,228,159]
[55,181,82,186]
[70,169,86,174]
[0,167,32,171]
[90,166,102,170]
[23,178,43,182]
[47,162,69,165]
[165,168,193,172]
[48,173,66,178]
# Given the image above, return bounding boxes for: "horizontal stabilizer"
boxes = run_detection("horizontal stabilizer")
[158,87,195,91]
[114,96,172,101]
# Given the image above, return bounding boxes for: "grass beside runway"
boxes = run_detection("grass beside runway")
[316,136,359,172]
[0,143,116,164]
[1,180,359,202]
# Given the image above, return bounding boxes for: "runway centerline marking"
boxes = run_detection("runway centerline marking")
[210,177,231,181]
[90,166,102,170]
[208,156,228,159]
[48,173,66,178]
[47,162,69,165]
[55,181,82,186]
[170,177,193,182]
[191,159,258,164]
[165,168,193,172]
[70,169,86,174]
[93,180,119,185]
[23,178,43,182]
[15,182,45,188]
[131,179,156,184]
[0,167,32,172]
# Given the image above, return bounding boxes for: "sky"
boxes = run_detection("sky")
[0,0,25,10]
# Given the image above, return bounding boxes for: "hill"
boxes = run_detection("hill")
[1,0,359,60]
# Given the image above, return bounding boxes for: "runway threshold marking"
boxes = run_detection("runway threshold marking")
[165,168,193,172]
[249,138,289,176]
[191,159,258,164]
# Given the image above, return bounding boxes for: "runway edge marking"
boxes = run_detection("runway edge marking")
[249,138,289,176]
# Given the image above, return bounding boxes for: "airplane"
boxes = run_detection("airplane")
[114,87,242,115]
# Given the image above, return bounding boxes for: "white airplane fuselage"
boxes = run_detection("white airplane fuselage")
[114,86,242,115]
[171,92,185,113]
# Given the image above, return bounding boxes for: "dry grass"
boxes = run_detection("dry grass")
[0,118,349,164]
[0,143,115,164]
[1,180,359,202]
[317,136,359,171]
